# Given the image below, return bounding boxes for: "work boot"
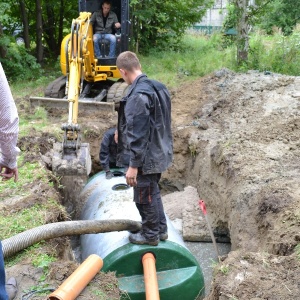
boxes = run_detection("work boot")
[129,232,159,246]
[159,232,168,241]
[5,277,17,300]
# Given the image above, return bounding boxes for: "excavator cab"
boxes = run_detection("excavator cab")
[79,0,130,65]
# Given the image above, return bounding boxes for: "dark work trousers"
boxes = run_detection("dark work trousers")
[134,173,167,240]
[0,240,8,300]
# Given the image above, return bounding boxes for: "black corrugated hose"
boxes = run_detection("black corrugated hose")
[2,219,142,258]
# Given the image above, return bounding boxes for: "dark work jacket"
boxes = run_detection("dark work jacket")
[99,128,117,171]
[90,10,119,34]
[117,74,173,174]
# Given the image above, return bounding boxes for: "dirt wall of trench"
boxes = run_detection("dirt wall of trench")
[163,69,300,299]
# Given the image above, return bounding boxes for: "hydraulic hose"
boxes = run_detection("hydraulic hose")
[2,219,141,258]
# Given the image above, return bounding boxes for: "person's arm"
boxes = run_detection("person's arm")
[112,12,121,29]
[90,11,96,25]
[0,63,20,182]
[125,93,151,169]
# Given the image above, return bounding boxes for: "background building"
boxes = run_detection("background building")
[194,0,228,33]
[194,0,256,34]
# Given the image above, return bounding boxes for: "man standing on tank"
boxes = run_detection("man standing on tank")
[116,51,173,246]
[90,0,121,58]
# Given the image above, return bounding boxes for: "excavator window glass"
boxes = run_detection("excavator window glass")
[79,0,121,23]
[78,0,129,61]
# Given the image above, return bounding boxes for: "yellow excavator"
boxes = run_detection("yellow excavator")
[30,0,130,177]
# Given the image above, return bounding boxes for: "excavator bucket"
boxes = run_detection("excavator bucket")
[52,142,92,176]
[51,142,92,218]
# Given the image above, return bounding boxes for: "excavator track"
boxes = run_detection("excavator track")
[44,75,66,98]
[107,81,129,104]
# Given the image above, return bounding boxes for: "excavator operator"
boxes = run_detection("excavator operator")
[90,0,121,58]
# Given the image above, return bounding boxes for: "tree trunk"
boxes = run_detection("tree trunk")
[19,0,30,49]
[58,0,65,53]
[235,0,249,66]
[36,0,43,63]
[44,3,57,56]
[0,23,7,58]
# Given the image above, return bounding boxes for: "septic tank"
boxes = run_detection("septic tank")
[80,169,205,299]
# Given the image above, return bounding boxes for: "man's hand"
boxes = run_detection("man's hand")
[126,167,138,187]
[106,170,113,179]
[0,165,18,182]
[115,22,121,29]
[114,130,118,144]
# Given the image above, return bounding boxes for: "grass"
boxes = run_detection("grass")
[140,28,300,87]
[0,155,47,198]
[32,253,57,281]
[211,259,230,276]
[0,198,62,240]
[140,33,236,88]
[7,29,300,94]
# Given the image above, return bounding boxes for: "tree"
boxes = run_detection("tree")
[130,0,214,53]
[36,0,43,63]
[19,0,30,49]
[0,23,8,58]
[258,0,300,35]
[223,0,271,66]
[1,0,78,61]
[234,0,249,64]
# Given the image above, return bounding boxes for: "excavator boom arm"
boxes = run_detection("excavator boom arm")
[63,12,95,151]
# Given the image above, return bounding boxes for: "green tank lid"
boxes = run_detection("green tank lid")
[102,241,205,300]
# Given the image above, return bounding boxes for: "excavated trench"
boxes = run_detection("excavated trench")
[53,69,300,298]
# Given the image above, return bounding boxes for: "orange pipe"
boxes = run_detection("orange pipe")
[47,254,103,300]
[142,252,160,300]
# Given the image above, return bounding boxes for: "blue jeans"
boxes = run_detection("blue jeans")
[93,33,116,58]
[0,241,8,300]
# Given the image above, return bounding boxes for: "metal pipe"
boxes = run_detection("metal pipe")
[47,254,103,300]
[142,252,160,300]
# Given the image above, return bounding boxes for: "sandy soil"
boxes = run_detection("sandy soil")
[2,68,300,299]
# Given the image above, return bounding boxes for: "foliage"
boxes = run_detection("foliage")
[221,3,238,47]
[222,0,271,47]
[0,40,41,80]
[0,0,78,62]
[247,28,300,75]
[130,0,214,53]
[32,253,56,281]
[222,2,238,34]
[257,0,300,35]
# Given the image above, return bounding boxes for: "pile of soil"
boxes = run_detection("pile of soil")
[3,68,300,299]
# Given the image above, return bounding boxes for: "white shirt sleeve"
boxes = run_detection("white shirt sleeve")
[0,63,20,169]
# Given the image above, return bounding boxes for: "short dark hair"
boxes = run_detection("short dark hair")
[116,51,141,72]
[102,0,111,6]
